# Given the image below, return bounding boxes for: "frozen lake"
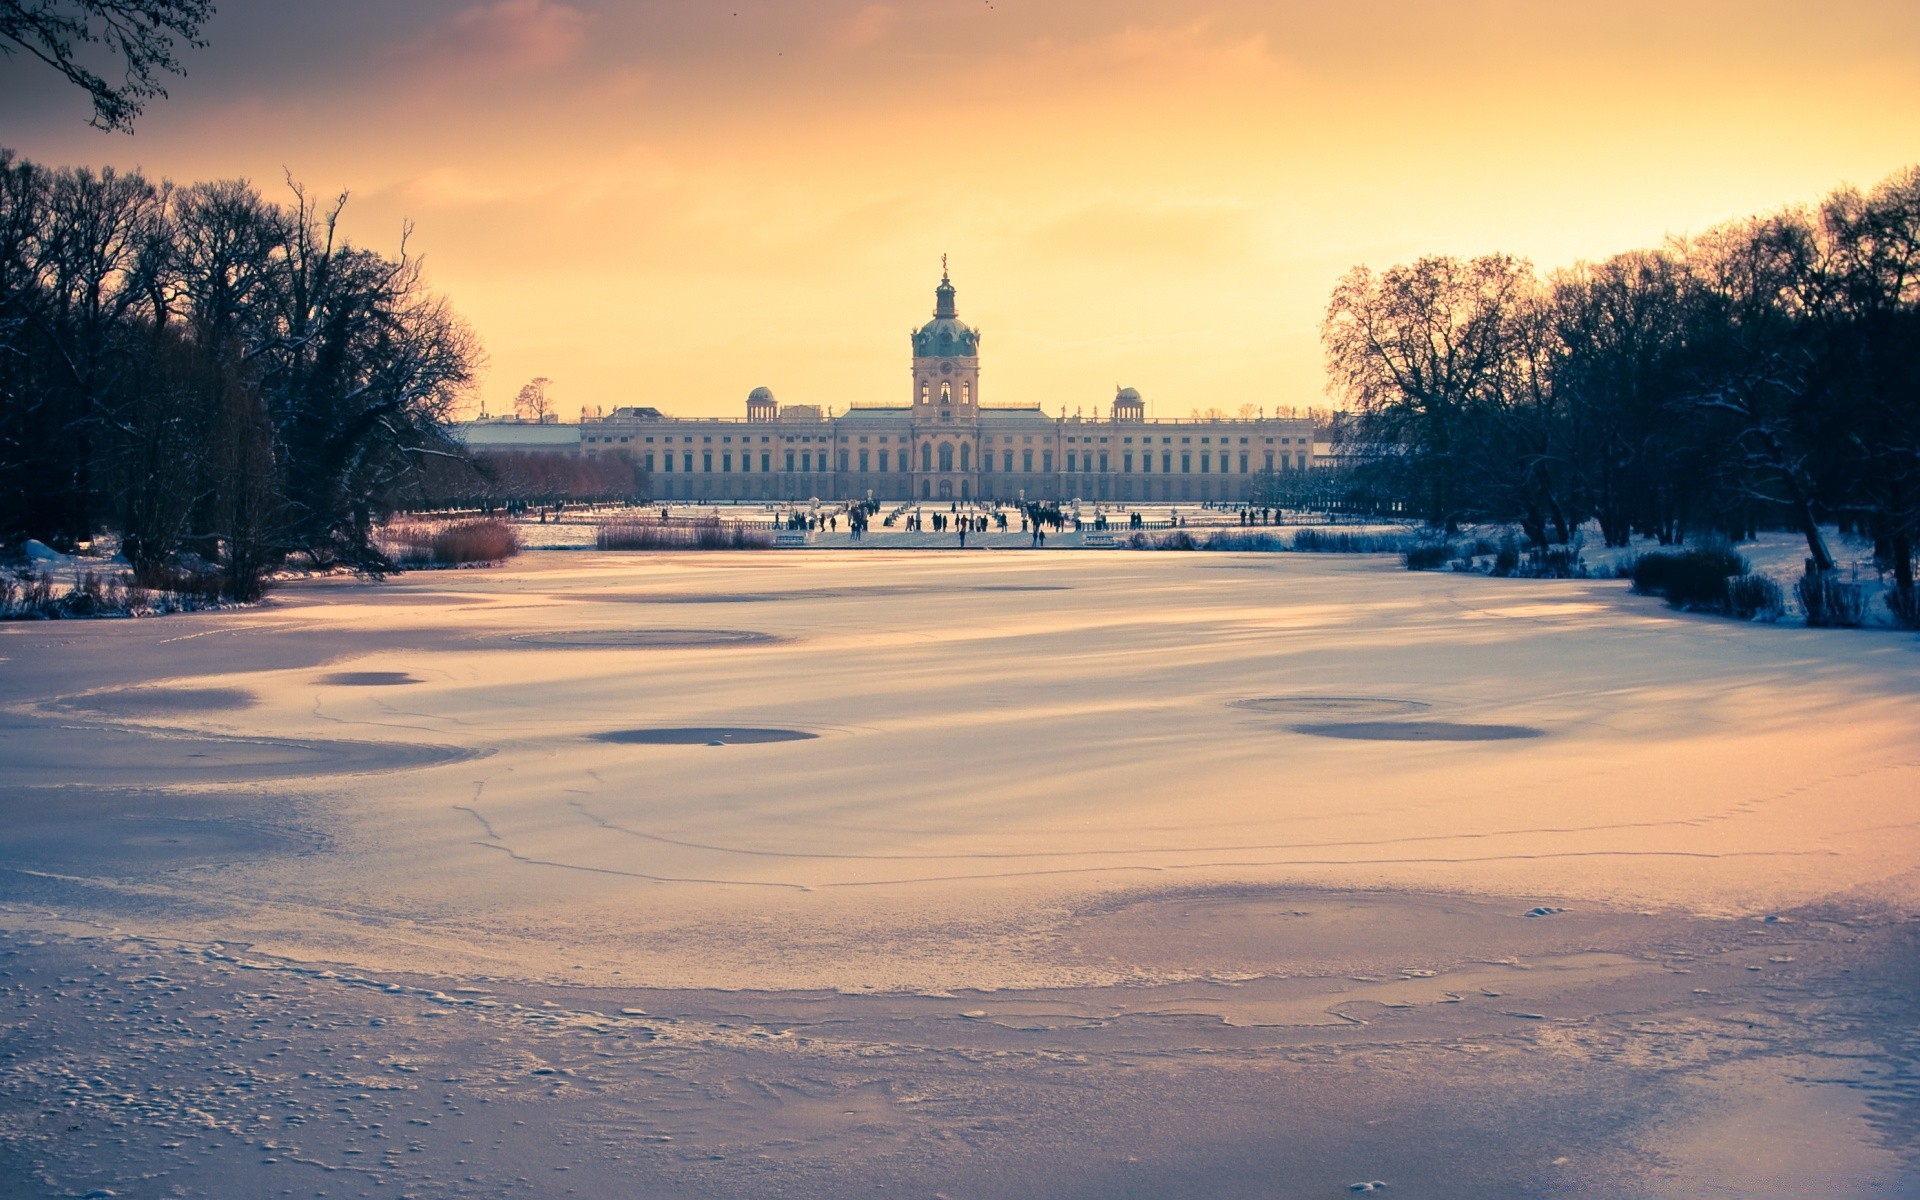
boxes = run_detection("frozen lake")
[3,550,1917,1196]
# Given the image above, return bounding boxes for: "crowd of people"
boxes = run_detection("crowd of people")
[631,499,1299,548]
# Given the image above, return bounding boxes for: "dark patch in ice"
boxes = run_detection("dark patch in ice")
[1232,696,1431,717]
[504,629,783,648]
[316,671,422,686]
[0,714,474,784]
[57,686,258,716]
[1289,720,1544,742]
[589,727,818,745]
[0,787,322,873]
[969,585,1070,592]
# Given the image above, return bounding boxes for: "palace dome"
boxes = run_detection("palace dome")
[747,386,776,403]
[911,269,980,358]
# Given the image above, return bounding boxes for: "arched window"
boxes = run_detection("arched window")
[940,382,952,404]
[921,381,930,403]
[938,442,954,471]
[961,381,969,404]
[920,442,932,472]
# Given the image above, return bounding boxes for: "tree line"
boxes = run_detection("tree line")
[0,151,481,596]
[1323,165,1920,599]
[401,449,648,511]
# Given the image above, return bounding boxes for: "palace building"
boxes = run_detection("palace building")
[465,270,1320,503]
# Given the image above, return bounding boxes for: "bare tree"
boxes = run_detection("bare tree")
[1547,249,1702,548]
[1323,255,1532,530]
[1809,168,1920,597]
[513,376,551,422]
[1,0,213,132]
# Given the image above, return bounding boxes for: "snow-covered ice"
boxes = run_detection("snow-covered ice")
[2,549,1916,1196]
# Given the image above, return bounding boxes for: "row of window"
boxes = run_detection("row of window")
[587,432,1306,447]
[643,448,1312,474]
[1056,435,1305,446]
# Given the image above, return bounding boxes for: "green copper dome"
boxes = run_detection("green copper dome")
[911,270,980,358]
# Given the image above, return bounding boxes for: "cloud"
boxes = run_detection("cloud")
[827,4,898,54]
[1025,199,1262,265]
[410,0,591,76]
[398,166,512,209]
[983,18,1279,86]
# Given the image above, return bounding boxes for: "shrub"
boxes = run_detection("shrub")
[1726,574,1785,622]
[133,561,228,604]
[1798,571,1868,628]
[1403,542,1455,570]
[388,519,521,565]
[1888,583,1920,630]
[1630,545,1747,611]
[1,565,215,619]
[1202,530,1285,551]
[1492,534,1521,577]
[596,518,771,551]
[431,520,519,564]
[1519,545,1586,579]
[1289,528,1416,554]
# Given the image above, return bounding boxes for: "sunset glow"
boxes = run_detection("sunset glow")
[6,0,1918,416]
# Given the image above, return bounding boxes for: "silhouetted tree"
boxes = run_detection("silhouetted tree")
[513,376,552,423]
[0,152,482,594]
[0,0,213,132]
[1323,254,1533,531]
[1319,164,1919,595]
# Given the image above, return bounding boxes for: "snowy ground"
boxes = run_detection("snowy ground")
[2,550,1917,1196]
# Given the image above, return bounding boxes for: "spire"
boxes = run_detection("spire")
[934,255,956,319]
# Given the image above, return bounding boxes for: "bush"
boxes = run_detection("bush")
[1120,530,1201,550]
[387,519,521,566]
[1630,544,1747,611]
[1517,545,1586,579]
[1492,534,1521,577]
[1726,574,1785,622]
[1888,583,1920,630]
[133,561,229,604]
[1,565,216,619]
[1403,542,1455,570]
[1798,571,1869,628]
[596,518,771,551]
[1289,528,1415,554]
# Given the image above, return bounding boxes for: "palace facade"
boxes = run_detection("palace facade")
[468,271,1320,504]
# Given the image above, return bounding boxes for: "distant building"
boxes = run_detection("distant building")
[460,271,1321,503]
[451,416,581,454]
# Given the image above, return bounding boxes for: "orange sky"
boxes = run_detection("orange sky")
[7,0,1918,420]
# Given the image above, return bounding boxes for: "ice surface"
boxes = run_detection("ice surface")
[2,549,1916,1196]
[3,549,1916,988]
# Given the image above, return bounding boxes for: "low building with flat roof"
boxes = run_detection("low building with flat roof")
[452,416,582,453]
